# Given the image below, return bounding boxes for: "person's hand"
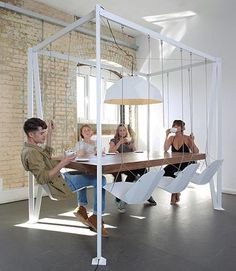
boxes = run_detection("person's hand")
[47,120,55,134]
[119,138,127,145]
[76,149,85,157]
[189,133,195,141]
[166,129,171,137]
[61,154,76,167]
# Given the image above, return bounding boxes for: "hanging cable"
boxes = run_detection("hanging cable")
[160,40,165,127]
[41,20,45,117]
[180,48,184,121]
[63,32,72,149]
[166,72,170,127]
[52,56,57,120]
[204,58,209,160]
[189,52,193,134]
[106,19,134,75]
[147,35,151,161]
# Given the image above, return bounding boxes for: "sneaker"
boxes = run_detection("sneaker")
[116,200,126,213]
[86,214,109,238]
[73,206,89,226]
[147,196,157,206]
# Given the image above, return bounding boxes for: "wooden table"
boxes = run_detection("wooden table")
[60,151,206,174]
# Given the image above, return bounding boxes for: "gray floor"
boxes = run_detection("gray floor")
[0,185,236,271]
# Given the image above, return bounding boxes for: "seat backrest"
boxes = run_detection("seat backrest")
[166,163,199,193]
[123,169,165,204]
[192,159,223,185]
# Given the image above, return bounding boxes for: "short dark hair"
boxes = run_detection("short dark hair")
[23,118,47,136]
[172,120,185,131]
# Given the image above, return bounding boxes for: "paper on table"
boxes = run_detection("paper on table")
[75,157,90,162]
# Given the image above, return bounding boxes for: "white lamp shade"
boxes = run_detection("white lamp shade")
[104,76,162,105]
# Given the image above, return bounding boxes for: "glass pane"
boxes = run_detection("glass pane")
[103,81,119,124]
[77,76,85,120]
[88,76,104,122]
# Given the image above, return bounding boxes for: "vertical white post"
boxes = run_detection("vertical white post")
[208,61,223,210]
[32,52,43,118]
[27,48,35,222]
[34,186,44,221]
[216,58,223,210]
[92,4,107,266]
[208,62,217,208]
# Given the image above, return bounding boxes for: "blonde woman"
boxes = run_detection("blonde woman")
[109,124,157,212]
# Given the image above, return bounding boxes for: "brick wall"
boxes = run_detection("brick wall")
[0,0,136,192]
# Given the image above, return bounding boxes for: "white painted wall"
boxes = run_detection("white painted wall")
[136,0,236,193]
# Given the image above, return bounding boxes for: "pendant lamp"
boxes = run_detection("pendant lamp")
[104,75,162,105]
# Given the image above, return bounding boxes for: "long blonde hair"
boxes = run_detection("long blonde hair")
[113,124,129,143]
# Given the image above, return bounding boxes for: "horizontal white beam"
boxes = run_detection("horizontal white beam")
[0,1,137,50]
[38,50,129,75]
[100,9,217,62]
[33,10,95,52]
[139,60,214,77]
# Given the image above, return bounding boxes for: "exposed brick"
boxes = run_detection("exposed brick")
[0,0,136,191]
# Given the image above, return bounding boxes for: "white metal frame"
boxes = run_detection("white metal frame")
[27,5,222,265]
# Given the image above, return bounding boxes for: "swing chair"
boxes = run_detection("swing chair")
[158,163,199,193]
[103,30,164,204]
[161,48,223,195]
[191,159,223,185]
[105,169,164,204]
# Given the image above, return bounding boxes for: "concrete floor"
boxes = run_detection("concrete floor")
[0,185,236,271]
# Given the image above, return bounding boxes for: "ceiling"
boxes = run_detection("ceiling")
[34,0,212,32]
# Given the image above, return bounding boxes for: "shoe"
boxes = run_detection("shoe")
[147,196,157,206]
[116,200,126,213]
[73,206,89,226]
[86,214,109,238]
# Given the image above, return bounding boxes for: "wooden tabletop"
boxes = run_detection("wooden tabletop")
[58,151,206,175]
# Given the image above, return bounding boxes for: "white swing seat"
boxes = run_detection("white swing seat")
[191,159,223,185]
[41,183,91,201]
[158,163,199,193]
[41,184,58,201]
[104,169,165,204]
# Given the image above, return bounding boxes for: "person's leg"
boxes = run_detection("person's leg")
[124,171,136,182]
[112,172,122,182]
[62,173,90,223]
[82,175,108,237]
[92,176,106,215]
[76,188,88,207]
[163,164,179,205]
[112,172,122,203]
[63,173,108,236]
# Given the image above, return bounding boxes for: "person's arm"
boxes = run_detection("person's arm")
[48,155,76,178]
[75,141,85,156]
[109,138,125,153]
[164,129,173,152]
[188,134,199,153]
[46,120,54,148]
[128,141,136,151]
[27,149,76,184]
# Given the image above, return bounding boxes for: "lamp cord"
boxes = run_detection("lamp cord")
[106,19,134,75]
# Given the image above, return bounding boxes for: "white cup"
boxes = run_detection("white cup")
[64,150,76,157]
[126,137,132,143]
[170,128,177,133]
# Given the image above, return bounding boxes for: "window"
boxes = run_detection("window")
[77,73,119,124]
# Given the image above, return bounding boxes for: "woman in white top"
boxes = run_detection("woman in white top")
[74,124,106,220]
[75,124,96,156]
